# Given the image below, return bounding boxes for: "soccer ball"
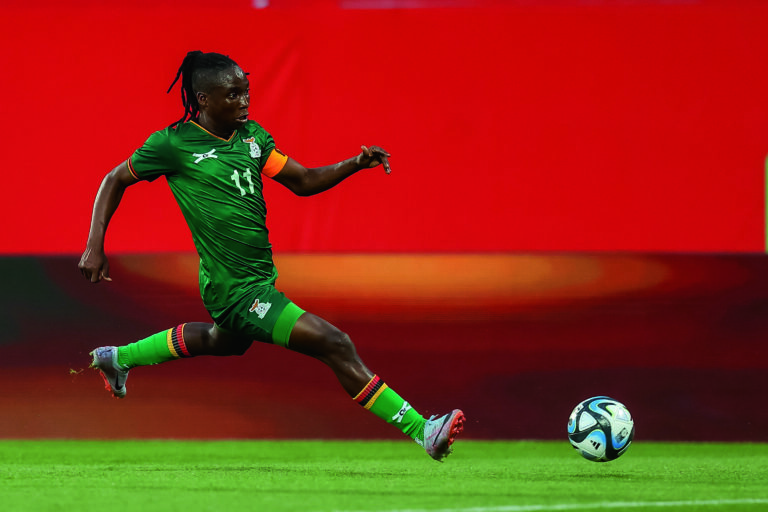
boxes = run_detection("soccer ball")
[567,396,634,462]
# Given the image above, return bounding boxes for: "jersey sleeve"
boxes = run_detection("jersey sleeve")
[128,129,176,182]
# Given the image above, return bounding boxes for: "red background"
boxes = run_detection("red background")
[1,1,767,254]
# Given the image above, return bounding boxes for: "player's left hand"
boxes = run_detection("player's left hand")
[358,145,391,174]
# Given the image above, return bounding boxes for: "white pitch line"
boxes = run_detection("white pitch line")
[333,498,768,512]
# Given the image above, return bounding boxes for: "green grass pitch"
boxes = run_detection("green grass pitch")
[1,440,767,512]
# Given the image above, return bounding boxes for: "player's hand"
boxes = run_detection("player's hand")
[78,246,112,283]
[358,145,391,174]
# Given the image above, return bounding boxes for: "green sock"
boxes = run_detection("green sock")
[353,375,426,441]
[117,324,191,369]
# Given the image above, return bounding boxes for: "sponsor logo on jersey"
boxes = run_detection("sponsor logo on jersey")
[249,298,272,319]
[192,149,218,164]
[242,137,261,159]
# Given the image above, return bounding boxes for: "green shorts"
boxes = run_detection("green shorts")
[209,285,305,347]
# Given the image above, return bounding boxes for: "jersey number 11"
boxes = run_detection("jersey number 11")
[231,168,256,196]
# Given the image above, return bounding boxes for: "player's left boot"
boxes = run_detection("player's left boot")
[417,409,465,461]
[90,346,129,398]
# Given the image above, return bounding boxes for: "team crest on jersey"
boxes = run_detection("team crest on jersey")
[242,137,261,159]
[249,298,272,319]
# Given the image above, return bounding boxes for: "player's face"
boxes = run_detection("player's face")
[198,66,250,134]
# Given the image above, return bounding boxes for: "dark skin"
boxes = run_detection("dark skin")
[78,65,391,396]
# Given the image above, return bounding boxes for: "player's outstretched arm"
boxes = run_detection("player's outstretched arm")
[78,161,139,283]
[273,145,391,197]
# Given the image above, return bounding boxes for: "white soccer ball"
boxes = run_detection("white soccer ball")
[567,396,634,462]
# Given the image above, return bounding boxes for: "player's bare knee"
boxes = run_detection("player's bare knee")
[209,326,251,356]
[198,325,215,352]
[323,330,357,362]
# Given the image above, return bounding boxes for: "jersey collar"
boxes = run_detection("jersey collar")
[190,121,236,142]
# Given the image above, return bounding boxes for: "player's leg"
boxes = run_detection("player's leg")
[282,312,372,396]
[283,310,465,461]
[118,322,253,362]
[90,282,284,397]
[90,323,251,398]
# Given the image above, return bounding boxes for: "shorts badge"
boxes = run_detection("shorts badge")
[249,298,272,319]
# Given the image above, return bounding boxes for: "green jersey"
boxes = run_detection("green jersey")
[128,120,288,312]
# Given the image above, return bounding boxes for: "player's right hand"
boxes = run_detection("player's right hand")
[78,247,112,283]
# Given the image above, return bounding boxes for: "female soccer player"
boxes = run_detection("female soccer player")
[78,51,464,461]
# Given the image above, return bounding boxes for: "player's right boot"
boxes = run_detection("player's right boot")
[90,346,129,398]
[417,409,465,461]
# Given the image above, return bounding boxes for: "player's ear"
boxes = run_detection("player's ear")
[197,91,208,108]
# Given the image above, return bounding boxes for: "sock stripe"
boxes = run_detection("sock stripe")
[173,323,190,357]
[166,329,178,358]
[364,383,388,410]
[166,324,190,358]
[354,375,389,410]
[353,375,380,403]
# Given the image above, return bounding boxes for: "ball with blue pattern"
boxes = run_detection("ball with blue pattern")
[567,396,634,462]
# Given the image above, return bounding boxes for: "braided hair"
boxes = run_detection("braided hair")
[167,51,241,128]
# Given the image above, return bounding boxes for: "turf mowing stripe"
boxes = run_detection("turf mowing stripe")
[337,498,768,512]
